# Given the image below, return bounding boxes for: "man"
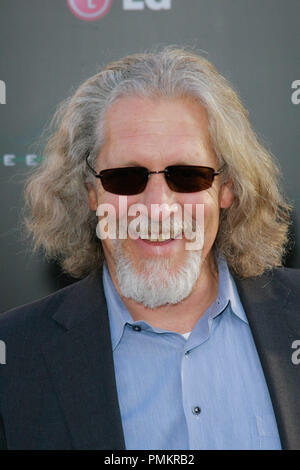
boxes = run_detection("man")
[0,47,299,450]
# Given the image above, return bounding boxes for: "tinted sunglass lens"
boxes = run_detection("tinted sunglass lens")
[166,166,214,192]
[100,167,148,195]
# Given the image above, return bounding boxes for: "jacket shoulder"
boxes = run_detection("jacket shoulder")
[236,266,300,292]
[0,278,86,335]
[262,266,300,302]
[234,265,300,313]
[271,266,300,290]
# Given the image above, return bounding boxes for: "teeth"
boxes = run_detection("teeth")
[140,231,183,242]
[141,232,183,242]
[141,234,172,242]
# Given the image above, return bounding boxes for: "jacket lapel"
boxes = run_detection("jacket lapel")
[235,270,300,450]
[41,270,125,450]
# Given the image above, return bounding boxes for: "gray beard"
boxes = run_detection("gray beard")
[112,240,203,308]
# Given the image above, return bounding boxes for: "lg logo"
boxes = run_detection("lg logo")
[0,80,6,104]
[291,80,300,105]
[123,0,171,10]
[67,0,113,21]
[67,0,171,21]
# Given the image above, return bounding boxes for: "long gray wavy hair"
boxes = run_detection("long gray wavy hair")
[24,47,291,278]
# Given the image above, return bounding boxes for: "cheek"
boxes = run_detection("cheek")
[96,192,124,218]
[203,192,220,230]
[182,190,220,222]
[97,194,142,241]
[183,191,220,250]
[95,193,119,252]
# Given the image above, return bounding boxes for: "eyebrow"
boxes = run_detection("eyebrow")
[119,161,145,167]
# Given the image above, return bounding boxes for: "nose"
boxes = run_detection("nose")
[139,171,178,223]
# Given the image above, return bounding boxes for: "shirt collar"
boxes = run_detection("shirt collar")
[214,253,248,325]
[102,253,248,351]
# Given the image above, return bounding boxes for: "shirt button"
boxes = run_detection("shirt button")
[192,406,201,415]
[132,325,141,332]
[184,351,190,357]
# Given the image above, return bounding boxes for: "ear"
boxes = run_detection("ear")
[87,182,98,211]
[219,179,234,209]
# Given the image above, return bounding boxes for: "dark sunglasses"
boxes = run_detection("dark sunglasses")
[86,154,224,195]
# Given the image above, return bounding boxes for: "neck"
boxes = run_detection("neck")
[106,252,219,334]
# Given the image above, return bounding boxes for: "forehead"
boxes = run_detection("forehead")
[107,95,209,137]
[100,96,217,167]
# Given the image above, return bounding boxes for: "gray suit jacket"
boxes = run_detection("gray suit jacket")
[0,267,299,449]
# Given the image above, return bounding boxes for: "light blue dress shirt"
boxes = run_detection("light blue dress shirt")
[102,255,282,450]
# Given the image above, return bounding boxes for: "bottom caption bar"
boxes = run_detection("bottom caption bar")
[103,452,197,465]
